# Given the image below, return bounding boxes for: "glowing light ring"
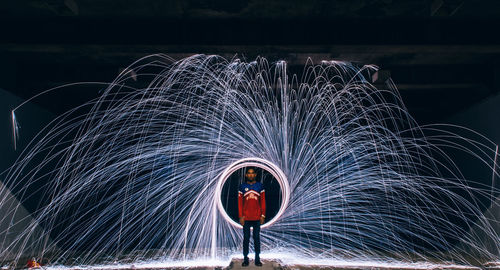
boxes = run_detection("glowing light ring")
[215,157,290,229]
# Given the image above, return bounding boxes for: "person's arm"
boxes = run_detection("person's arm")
[260,189,266,224]
[238,189,244,225]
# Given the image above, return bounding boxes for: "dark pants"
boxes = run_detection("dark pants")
[243,220,260,259]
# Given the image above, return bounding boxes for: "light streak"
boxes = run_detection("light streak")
[11,110,18,151]
[492,145,498,202]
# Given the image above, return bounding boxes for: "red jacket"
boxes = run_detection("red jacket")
[238,182,266,221]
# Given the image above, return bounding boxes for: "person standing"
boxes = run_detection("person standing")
[238,167,266,267]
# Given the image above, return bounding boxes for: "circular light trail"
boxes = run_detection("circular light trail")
[215,157,289,229]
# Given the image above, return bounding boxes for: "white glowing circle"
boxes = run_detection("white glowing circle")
[215,158,290,229]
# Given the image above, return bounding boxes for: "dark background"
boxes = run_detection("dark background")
[0,0,500,125]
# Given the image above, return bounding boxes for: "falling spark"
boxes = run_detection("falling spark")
[492,145,498,202]
[11,110,19,151]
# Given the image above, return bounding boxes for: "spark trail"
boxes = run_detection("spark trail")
[0,54,498,267]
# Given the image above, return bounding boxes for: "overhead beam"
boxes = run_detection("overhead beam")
[1,18,500,45]
[431,0,464,16]
[2,44,500,66]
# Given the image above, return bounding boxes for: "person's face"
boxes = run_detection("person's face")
[245,169,257,182]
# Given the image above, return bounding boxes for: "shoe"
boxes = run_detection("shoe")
[242,257,249,267]
[255,259,263,267]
